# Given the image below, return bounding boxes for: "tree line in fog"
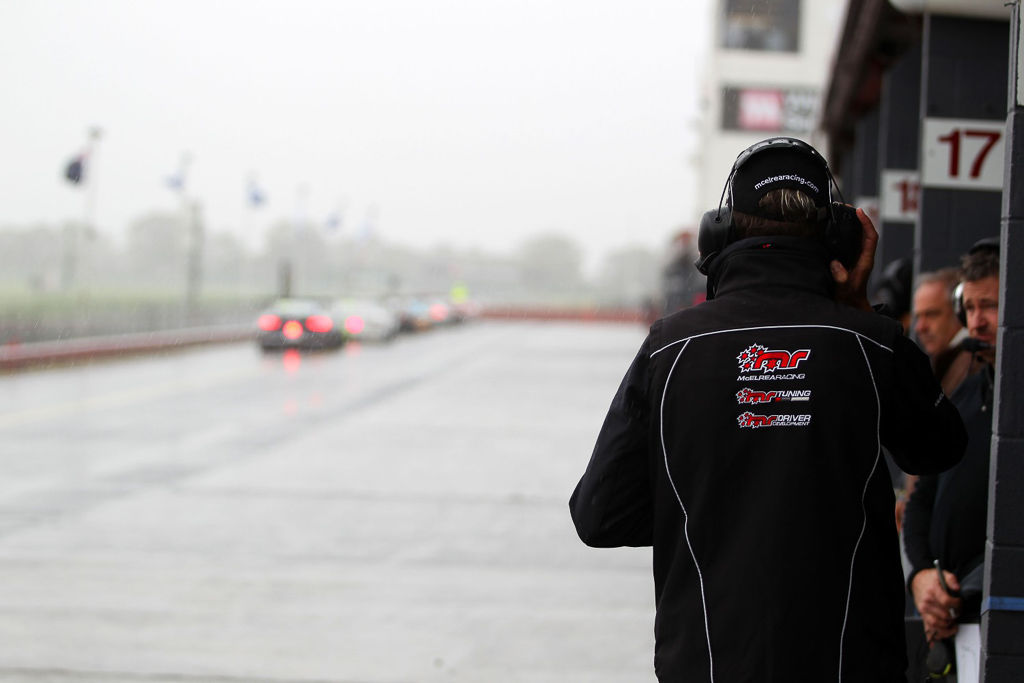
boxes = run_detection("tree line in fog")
[0,210,671,308]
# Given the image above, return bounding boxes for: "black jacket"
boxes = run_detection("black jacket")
[570,238,966,683]
[903,363,994,620]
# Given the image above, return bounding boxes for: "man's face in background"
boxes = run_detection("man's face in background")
[962,275,1000,363]
[913,280,962,357]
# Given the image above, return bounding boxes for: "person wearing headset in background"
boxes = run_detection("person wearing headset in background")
[568,137,966,683]
[893,268,976,533]
[903,239,1000,678]
[913,268,974,397]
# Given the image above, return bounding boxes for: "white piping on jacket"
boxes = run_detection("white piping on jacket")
[659,339,715,682]
[650,324,894,358]
[836,335,884,683]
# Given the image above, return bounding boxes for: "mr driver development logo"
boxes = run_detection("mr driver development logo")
[737,412,812,429]
[736,387,812,405]
[737,343,811,373]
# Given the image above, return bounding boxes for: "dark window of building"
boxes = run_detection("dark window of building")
[721,0,800,52]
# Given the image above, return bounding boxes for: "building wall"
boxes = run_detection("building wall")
[694,0,848,217]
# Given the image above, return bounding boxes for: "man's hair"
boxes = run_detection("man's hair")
[732,188,825,240]
[960,247,999,283]
[915,267,960,299]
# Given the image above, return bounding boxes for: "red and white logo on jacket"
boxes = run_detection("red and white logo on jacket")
[737,411,776,429]
[736,387,812,404]
[737,343,811,373]
[737,411,812,429]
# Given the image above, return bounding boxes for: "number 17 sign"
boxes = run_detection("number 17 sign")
[922,117,1005,190]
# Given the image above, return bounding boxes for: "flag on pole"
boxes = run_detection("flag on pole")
[325,209,343,232]
[64,154,86,185]
[357,204,379,242]
[63,129,101,186]
[325,198,348,233]
[165,172,185,192]
[247,179,267,207]
[165,154,191,193]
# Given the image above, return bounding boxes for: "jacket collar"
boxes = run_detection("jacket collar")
[708,236,835,300]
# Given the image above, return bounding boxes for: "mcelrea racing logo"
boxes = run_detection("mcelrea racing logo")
[736,388,812,404]
[737,343,811,373]
[753,174,820,195]
[737,412,812,429]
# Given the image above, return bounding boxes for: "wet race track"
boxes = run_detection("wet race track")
[0,321,654,683]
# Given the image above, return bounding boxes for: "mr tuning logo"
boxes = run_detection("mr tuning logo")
[736,388,812,405]
[737,343,811,373]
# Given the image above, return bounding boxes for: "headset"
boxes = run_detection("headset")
[953,236,1000,326]
[953,282,966,327]
[696,137,862,279]
[873,257,913,319]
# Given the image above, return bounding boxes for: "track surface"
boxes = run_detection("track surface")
[0,321,654,682]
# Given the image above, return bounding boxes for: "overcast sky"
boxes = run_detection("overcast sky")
[0,0,712,267]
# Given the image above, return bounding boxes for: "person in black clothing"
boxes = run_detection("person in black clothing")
[904,240,999,646]
[661,231,706,315]
[569,137,967,682]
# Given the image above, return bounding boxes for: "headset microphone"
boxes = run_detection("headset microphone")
[960,338,992,353]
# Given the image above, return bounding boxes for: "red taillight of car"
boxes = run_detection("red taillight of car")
[429,303,448,322]
[305,314,334,334]
[345,315,365,335]
[282,320,304,340]
[258,314,282,331]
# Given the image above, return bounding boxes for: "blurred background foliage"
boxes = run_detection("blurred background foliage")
[0,214,666,343]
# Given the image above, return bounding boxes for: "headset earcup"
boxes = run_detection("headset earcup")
[826,203,863,268]
[953,282,966,327]
[696,208,733,276]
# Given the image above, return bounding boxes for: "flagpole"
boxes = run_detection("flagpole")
[173,153,203,324]
[60,126,102,292]
[244,173,267,298]
[240,177,248,297]
[81,126,102,295]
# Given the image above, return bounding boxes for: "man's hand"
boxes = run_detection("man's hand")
[911,568,963,643]
[830,207,877,312]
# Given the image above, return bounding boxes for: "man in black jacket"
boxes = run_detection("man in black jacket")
[569,138,967,682]
[904,239,999,647]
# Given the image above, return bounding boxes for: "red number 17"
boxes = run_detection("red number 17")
[937,128,1001,178]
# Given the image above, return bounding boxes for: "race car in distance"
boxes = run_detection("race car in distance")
[329,298,401,343]
[256,298,344,351]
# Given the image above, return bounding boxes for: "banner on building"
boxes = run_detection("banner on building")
[721,86,819,134]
